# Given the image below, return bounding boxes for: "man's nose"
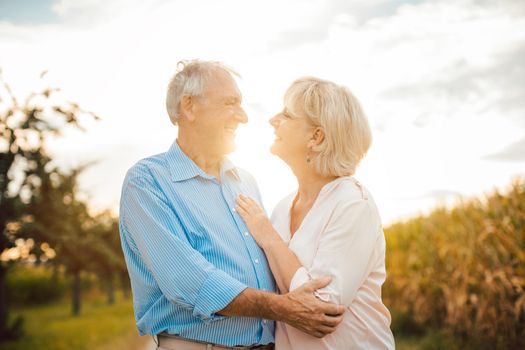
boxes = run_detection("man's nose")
[235,107,248,124]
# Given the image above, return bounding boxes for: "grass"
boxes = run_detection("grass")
[0,291,152,350]
[396,336,424,350]
[0,287,430,350]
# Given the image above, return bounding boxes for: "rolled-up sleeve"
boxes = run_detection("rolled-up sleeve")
[288,198,382,306]
[120,165,247,322]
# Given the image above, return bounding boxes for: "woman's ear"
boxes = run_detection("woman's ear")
[309,127,325,147]
[179,95,196,122]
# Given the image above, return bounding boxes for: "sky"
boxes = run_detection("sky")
[0,0,524,224]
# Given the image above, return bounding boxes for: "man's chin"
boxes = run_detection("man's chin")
[222,143,236,155]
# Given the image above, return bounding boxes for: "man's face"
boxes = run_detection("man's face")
[192,70,247,156]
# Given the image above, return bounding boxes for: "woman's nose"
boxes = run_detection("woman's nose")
[269,114,279,128]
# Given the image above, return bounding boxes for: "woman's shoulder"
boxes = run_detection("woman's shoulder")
[328,177,383,227]
[324,176,373,203]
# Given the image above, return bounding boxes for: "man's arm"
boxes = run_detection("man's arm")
[219,277,345,338]
[120,164,247,323]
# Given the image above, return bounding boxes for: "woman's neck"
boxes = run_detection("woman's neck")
[291,164,338,203]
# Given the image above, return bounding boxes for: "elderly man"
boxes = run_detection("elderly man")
[119,60,345,350]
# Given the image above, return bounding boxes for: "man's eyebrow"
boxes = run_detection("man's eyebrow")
[224,95,242,103]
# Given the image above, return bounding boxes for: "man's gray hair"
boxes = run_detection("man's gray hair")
[166,59,240,125]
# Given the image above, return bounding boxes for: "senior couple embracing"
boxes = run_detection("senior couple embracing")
[119,60,395,350]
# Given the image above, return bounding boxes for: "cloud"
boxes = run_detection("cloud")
[1,0,523,221]
[422,189,463,201]
[352,0,525,128]
[50,0,148,27]
[266,0,426,51]
[381,42,525,126]
[483,137,525,162]
[393,189,463,201]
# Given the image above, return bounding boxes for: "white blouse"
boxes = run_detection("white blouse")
[270,177,395,350]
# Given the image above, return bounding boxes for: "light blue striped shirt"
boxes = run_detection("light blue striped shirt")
[119,141,276,346]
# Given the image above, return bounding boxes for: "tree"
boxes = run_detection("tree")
[25,164,92,315]
[0,70,98,336]
[88,212,126,305]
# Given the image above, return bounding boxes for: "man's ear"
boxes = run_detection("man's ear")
[308,127,325,148]
[179,95,196,122]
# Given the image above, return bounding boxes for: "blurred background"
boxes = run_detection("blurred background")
[0,0,524,349]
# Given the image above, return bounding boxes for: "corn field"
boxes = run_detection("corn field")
[383,178,525,349]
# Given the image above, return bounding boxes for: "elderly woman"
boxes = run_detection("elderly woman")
[236,77,395,349]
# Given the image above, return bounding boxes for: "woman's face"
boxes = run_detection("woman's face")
[269,105,315,164]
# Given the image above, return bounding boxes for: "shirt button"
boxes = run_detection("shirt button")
[254,259,259,264]
[231,207,236,212]
[244,232,249,236]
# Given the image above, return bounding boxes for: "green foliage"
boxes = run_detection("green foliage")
[390,309,425,337]
[6,266,66,306]
[0,69,99,337]
[384,178,525,349]
[418,330,461,350]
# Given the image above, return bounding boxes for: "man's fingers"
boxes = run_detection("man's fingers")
[318,324,338,335]
[321,303,346,317]
[322,313,345,327]
[310,325,337,338]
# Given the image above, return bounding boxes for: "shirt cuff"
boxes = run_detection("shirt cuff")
[192,269,248,323]
[289,267,331,302]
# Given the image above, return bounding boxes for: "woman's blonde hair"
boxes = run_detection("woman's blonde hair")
[284,77,372,177]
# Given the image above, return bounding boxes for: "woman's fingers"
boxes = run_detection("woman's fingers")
[235,205,248,218]
[236,195,250,211]
[245,196,259,206]
[237,195,259,214]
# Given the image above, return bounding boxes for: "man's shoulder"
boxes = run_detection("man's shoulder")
[124,152,169,184]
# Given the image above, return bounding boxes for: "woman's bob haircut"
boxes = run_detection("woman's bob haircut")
[284,77,372,177]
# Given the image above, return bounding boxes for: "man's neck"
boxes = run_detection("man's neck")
[176,137,222,178]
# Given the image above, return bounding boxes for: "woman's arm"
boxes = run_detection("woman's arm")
[235,194,301,293]
[237,192,384,306]
[299,197,382,306]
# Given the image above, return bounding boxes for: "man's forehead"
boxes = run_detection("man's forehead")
[203,73,242,99]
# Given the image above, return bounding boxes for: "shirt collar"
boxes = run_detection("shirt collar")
[166,140,240,182]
